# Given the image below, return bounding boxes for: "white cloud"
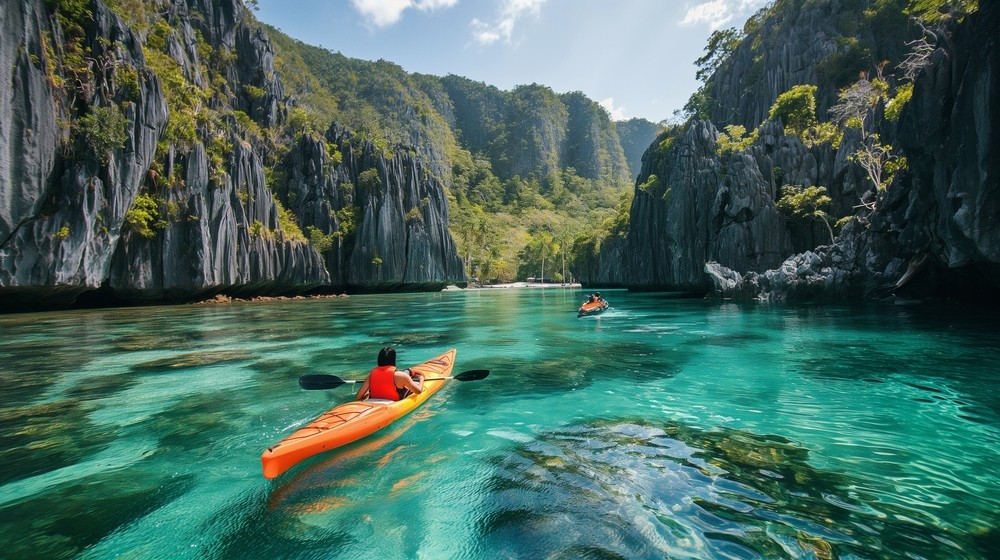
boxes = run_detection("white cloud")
[681,0,731,30]
[600,97,627,121]
[681,0,767,31]
[471,0,547,46]
[352,0,459,28]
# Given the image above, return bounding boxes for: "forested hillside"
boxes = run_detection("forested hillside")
[264,27,655,284]
[0,0,663,310]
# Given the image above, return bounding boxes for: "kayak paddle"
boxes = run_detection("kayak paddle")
[298,369,490,390]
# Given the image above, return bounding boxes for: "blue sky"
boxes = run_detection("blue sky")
[253,0,769,123]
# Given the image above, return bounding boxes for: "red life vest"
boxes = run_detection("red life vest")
[368,365,400,400]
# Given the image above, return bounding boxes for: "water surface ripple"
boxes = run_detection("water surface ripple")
[1,290,998,559]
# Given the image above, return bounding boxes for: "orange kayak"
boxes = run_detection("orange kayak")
[261,348,456,479]
[578,299,609,317]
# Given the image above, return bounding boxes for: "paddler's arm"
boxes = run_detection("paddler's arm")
[355,376,371,400]
[398,369,424,395]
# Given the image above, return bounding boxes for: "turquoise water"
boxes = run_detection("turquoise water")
[1,289,998,559]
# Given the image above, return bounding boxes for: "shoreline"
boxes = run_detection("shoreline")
[444,282,583,291]
[182,282,583,306]
[190,282,582,305]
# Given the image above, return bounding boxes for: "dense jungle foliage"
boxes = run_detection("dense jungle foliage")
[265,26,652,284]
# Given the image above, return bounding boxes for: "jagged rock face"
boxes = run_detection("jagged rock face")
[101,0,328,303]
[881,2,1000,297]
[602,2,997,303]
[600,118,861,294]
[0,0,167,307]
[0,0,465,310]
[1,1,61,246]
[108,140,329,301]
[708,0,912,130]
[705,211,869,303]
[708,0,839,129]
[343,135,466,290]
[281,125,465,291]
[755,121,865,249]
[704,261,759,300]
[620,121,793,291]
[184,0,285,128]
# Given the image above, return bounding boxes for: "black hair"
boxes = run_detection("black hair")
[377,347,396,367]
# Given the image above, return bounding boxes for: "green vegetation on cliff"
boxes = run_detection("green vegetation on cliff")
[682,0,975,242]
[263,25,642,283]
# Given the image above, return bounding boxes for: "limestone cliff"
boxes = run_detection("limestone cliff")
[1,0,171,307]
[0,0,465,311]
[740,2,999,302]
[871,0,999,300]
[592,0,997,303]
[280,125,465,291]
[707,0,912,131]
[621,121,794,291]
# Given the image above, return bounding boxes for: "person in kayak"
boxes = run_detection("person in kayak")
[355,347,425,401]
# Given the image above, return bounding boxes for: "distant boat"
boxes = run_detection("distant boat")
[577,298,609,317]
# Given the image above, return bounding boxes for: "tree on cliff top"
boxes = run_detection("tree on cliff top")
[695,27,744,82]
[777,185,836,245]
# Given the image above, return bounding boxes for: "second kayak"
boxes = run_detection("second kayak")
[578,299,609,317]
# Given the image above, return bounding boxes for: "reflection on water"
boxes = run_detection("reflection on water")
[1,291,999,559]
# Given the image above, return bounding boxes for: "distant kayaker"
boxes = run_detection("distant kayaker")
[356,346,424,401]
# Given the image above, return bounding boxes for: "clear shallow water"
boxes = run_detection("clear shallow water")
[1,289,998,559]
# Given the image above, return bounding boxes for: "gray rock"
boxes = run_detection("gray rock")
[618,120,793,291]
[282,125,465,291]
[0,0,167,307]
[0,0,462,310]
[704,261,759,300]
[596,1,999,303]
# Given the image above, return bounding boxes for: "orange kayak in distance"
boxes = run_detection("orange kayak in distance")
[578,299,609,317]
[261,348,456,479]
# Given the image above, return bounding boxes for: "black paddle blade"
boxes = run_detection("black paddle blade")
[298,369,487,390]
[298,374,347,390]
[453,369,490,381]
